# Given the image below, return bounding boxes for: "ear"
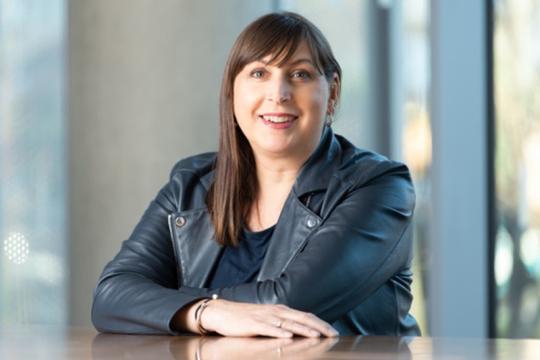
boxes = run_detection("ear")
[327,73,340,114]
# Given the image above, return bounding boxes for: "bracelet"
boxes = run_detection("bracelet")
[194,294,218,335]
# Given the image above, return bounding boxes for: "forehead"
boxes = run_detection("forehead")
[258,41,314,65]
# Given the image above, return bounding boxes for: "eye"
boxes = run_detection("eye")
[291,70,312,80]
[250,69,265,79]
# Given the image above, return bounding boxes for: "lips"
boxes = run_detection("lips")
[258,113,298,124]
[258,113,298,129]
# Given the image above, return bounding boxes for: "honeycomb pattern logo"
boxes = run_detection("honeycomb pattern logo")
[3,232,30,265]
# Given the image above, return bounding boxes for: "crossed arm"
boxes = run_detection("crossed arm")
[91,170,414,337]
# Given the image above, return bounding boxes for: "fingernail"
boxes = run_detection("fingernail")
[310,330,321,337]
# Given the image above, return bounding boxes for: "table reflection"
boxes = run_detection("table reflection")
[91,334,412,359]
[5,327,539,359]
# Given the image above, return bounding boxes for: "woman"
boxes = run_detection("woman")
[92,12,420,337]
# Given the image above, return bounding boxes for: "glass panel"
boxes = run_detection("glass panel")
[401,0,430,335]
[494,0,540,337]
[0,0,67,326]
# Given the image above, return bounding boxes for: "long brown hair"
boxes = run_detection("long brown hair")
[207,12,342,246]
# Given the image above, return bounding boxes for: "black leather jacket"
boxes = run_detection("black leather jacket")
[91,127,420,336]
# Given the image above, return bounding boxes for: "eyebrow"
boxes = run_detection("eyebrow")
[258,58,316,67]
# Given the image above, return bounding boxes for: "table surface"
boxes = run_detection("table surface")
[1,327,540,359]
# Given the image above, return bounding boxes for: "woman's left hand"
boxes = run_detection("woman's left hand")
[200,299,339,338]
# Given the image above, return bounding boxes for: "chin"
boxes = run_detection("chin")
[262,146,294,157]
[256,141,295,157]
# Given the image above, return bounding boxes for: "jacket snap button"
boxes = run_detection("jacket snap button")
[175,216,186,228]
[306,216,317,228]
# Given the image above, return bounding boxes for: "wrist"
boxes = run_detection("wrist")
[196,294,219,335]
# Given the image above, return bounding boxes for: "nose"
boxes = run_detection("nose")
[266,76,291,104]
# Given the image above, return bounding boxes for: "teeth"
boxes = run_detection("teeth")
[261,115,296,123]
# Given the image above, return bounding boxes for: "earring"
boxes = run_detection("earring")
[325,113,334,127]
[326,101,335,126]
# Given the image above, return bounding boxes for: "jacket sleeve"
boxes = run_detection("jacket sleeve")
[91,176,210,335]
[210,163,415,323]
[92,161,414,333]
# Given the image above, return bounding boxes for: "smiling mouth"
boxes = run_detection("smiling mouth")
[258,115,298,123]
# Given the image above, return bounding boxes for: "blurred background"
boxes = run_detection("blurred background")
[1,0,539,338]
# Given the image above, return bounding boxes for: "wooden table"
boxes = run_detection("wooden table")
[1,327,540,359]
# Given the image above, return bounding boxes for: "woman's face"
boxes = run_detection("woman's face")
[233,41,338,162]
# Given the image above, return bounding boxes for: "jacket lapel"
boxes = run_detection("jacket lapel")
[257,191,322,280]
[169,126,347,286]
[169,209,221,287]
[258,126,344,280]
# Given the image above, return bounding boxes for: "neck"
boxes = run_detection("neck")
[246,154,303,231]
[253,153,305,192]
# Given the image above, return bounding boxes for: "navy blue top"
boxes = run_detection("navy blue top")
[207,225,275,289]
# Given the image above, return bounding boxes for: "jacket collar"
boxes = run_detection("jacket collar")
[293,125,342,197]
[198,125,342,197]
[173,126,345,286]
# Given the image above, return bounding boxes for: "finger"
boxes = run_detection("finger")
[280,308,336,335]
[280,320,321,338]
[276,308,338,337]
[255,322,294,338]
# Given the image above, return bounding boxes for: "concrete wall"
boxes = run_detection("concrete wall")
[68,0,273,326]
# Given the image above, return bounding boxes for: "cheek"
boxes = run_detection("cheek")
[232,82,243,118]
[233,82,260,120]
[301,86,329,117]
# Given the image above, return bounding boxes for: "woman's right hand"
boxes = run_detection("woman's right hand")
[200,299,339,338]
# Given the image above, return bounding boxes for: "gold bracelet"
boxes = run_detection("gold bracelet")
[195,294,218,335]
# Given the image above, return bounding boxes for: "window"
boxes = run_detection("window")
[494,0,540,337]
[400,0,430,334]
[0,0,67,326]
